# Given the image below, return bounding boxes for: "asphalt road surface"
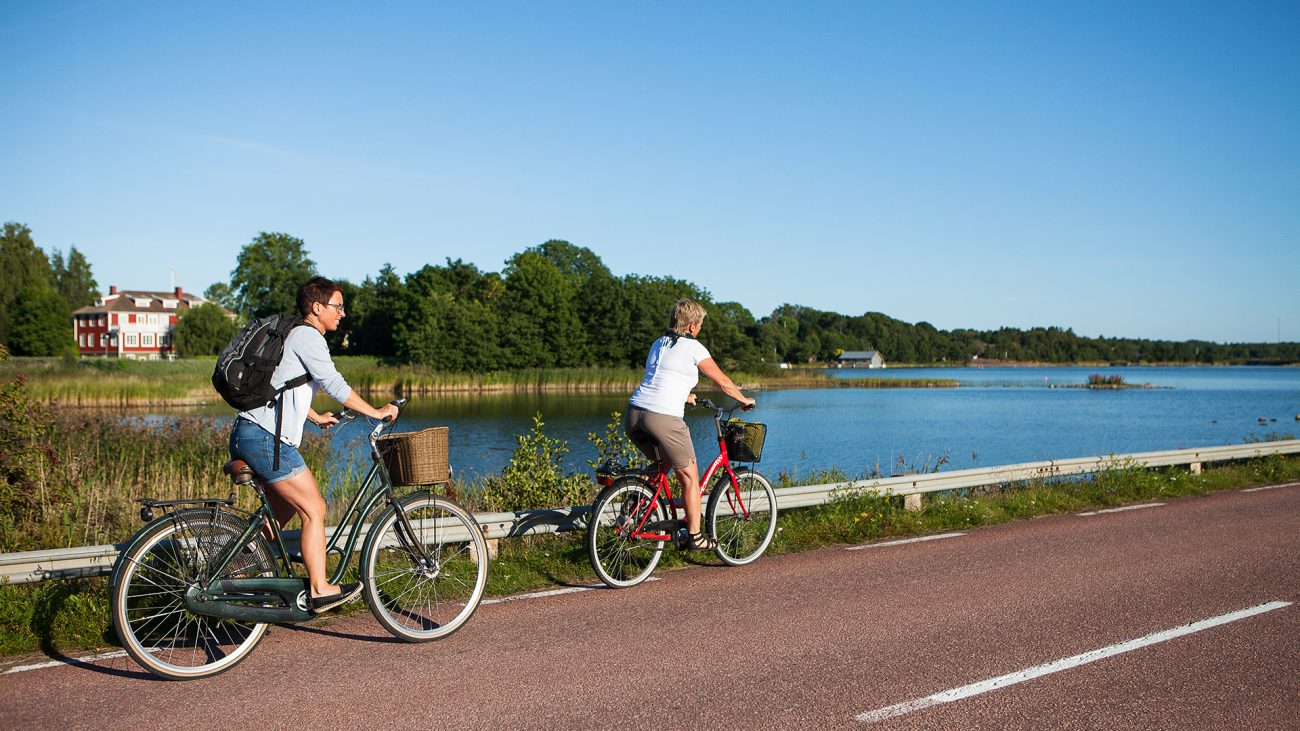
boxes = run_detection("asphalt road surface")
[3,482,1298,730]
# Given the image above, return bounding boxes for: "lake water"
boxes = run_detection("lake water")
[330,366,1300,482]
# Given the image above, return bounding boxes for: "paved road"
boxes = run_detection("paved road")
[3,483,1298,730]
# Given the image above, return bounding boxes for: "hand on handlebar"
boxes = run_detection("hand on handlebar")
[376,403,401,423]
[313,411,340,430]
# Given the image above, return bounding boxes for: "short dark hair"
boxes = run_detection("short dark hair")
[297,276,341,317]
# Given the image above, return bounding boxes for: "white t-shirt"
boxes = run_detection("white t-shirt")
[629,335,711,418]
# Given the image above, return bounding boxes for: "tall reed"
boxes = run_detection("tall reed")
[0,410,336,552]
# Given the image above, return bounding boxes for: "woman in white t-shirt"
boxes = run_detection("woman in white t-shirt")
[626,299,756,550]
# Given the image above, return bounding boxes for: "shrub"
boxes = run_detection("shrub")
[0,352,52,548]
[585,410,646,470]
[480,414,592,512]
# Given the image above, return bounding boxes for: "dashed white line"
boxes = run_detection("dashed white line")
[3,649,128,675]
[845,532,965,551]
[481,577,661,605]
[856,600,1291,724]
[1078,502,1164,517]
[1242,481,1300,493]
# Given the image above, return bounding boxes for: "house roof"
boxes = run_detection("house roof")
[838,350,881,360]
[72,288,207,316]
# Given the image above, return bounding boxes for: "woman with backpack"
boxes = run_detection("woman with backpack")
[228,276,399,613]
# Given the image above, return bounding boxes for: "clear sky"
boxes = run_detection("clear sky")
[3,1,1297,343]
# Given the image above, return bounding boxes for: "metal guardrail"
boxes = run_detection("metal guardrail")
[3,439,1298,585]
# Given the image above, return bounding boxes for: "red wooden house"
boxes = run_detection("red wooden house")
[72,286,207,359]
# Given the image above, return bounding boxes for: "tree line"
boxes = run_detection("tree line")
[2,221,1296,367]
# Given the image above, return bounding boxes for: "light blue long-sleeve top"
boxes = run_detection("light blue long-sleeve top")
[237,326,351,447]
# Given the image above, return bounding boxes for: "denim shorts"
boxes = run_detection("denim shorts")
[230,417,307,484]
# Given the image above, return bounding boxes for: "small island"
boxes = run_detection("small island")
[1049,373,1162,390]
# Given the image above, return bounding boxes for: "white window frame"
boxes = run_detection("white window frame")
[142,333,155,347]
[125,333,138,347]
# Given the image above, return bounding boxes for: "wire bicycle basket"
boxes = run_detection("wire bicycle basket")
[724,419,766,462]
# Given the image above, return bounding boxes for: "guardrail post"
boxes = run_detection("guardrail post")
[1190,462,1202,475]
[904,493,923,511]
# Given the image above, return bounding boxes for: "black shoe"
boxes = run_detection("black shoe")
[310,582,363,614]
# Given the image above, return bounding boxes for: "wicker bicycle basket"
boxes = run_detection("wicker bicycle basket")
[724,419,767,462]
[377,426,450,485]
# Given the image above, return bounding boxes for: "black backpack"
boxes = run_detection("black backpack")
[212,314,313,469]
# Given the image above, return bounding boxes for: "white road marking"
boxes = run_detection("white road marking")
[480,577,661,605]
[1078,502,1164,516]
[3,649,128,675]
[1242,481,1300,493]
[846,533,965,551]
[856,600,1292,724]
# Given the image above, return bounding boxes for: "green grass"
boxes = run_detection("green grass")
[3,453,1296,660]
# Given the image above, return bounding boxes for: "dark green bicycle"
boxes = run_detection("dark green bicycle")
[109,399,488,680]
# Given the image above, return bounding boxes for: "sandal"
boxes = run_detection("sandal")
[680,530,718,551]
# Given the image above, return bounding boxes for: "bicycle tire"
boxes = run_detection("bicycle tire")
[707,467,777,566]
[110,507,276,680]
[587,476,667,588]
[361,493,489,642]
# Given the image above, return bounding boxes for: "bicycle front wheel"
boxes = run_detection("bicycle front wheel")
[587,477,667,588]
[362,493,488,642]
[707,467,777,566]
[111,508,276,680]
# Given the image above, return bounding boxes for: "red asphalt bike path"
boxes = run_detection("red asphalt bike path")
[2,482,1297,730]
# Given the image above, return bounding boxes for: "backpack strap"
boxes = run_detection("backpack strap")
[271,374,313,471]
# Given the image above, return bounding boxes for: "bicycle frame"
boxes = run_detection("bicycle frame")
[621,403,752,542]
[182,408,436,623]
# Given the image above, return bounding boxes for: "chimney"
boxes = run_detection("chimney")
[174,286,183,298]
[109,285,117,295]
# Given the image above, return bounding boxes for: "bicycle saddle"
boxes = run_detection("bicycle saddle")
[223,459,257,486]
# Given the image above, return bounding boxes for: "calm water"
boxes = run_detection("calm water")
[330,366,1300,481]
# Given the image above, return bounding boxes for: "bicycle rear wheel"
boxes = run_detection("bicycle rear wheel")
[111,508,276,680]
[707,467,777,566]
[362,493,488,642]
[587,477,667,588]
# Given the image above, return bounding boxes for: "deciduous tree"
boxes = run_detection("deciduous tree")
[229,232,316,319]
[9,282,72,356]
[173,302,238,357]
[50,246,99,312]
[0,223,53,346]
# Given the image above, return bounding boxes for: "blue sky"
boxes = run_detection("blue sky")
[3,1,1297,343]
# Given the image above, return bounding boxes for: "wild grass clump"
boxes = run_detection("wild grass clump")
[1087,373,1126,386]
[0,407,336,553]
[0,579,111,656]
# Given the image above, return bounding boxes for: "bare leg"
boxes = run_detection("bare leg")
[265,468,338,598]
[259,481,296,539]
[674,461,702,534]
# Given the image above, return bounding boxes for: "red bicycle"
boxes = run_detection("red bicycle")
[586,398,778,588]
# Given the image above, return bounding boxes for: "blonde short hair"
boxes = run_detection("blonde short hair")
[668,299,707,333]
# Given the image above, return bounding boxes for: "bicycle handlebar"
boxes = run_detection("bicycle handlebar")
[326,398,409,441]
[691,397,752,419]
